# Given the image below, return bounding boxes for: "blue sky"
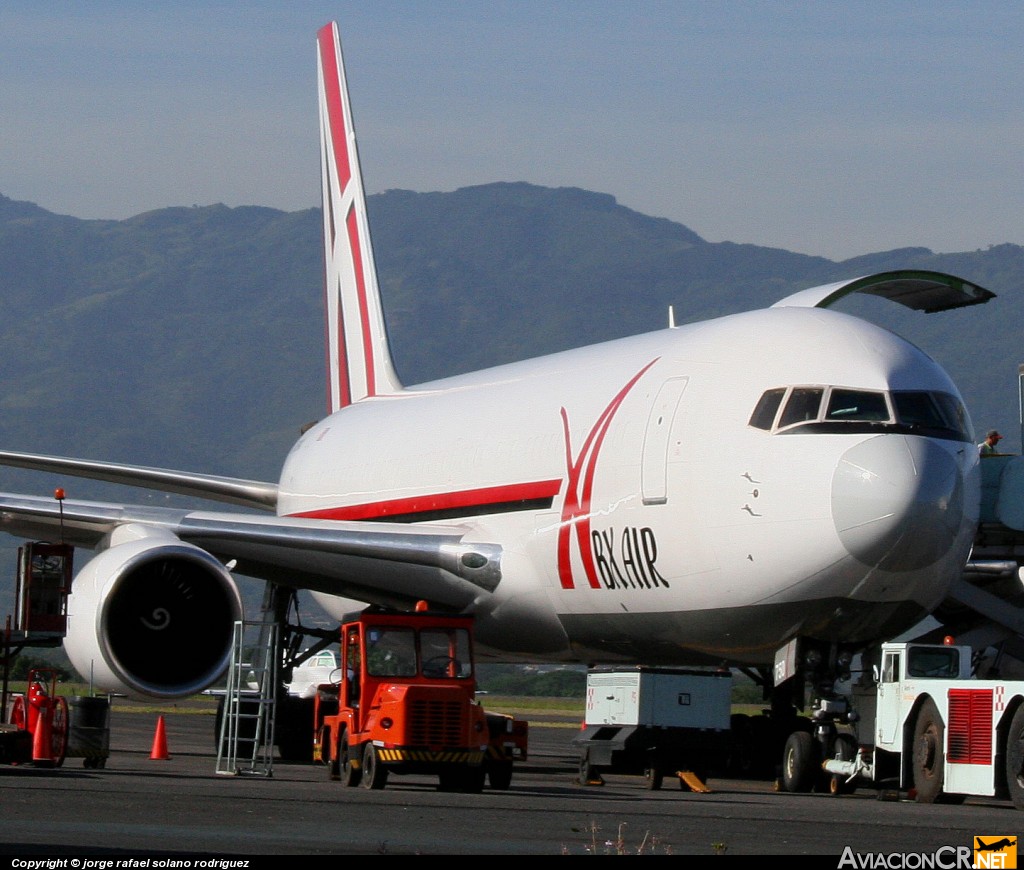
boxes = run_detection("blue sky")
[1,1,1021,260]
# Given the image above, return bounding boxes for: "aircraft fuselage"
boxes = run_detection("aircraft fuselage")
[278,304,979,667]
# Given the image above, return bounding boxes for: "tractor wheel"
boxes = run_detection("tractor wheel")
[341,733,362,787]
[320,726,339,781]
[1005,706,1024,810]
[912,698,945,804]
[361,743,387,790]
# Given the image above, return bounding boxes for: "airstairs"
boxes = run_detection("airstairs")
[215,619,278,777]
[210,584,342,774]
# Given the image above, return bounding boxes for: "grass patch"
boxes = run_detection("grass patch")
[3,681,220,715]
[480,695,584,717]
[1,683,762,722]
[732,703,770,717]
[115,705,217,715]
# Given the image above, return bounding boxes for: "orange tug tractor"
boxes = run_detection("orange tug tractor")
[313,602,527,792]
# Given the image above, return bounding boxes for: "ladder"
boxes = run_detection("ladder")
[216,619,278,776]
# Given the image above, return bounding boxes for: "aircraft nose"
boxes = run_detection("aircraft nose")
[831,435,964,571]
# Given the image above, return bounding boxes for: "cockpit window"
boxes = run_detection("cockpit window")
[934,393,973,442]
[777,388,823,428]
[749,385,971,442]
[825,389,889,422]
[892,391,945,428]
[893,391,973,442]
[748,388,786,430]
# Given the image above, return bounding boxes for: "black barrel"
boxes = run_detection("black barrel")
[68,695,110,768]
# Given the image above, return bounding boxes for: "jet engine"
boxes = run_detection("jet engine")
[64,524,242,698]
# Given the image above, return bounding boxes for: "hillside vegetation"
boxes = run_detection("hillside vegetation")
[0,183,1021,622]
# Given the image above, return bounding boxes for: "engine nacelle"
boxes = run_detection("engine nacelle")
[64,524,242,698]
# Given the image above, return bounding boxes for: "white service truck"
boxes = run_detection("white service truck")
[820,640,1024,807]
[572,667,732,790]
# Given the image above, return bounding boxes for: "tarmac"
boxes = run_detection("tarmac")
[0,699,1020,857]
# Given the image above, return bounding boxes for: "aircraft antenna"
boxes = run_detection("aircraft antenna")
[668,305,677,329]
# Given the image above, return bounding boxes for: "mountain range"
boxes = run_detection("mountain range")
[1,181,1021,619]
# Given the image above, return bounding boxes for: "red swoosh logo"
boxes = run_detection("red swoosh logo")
[557,360,658,589]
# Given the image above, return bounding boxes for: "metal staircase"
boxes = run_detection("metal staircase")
[216,619,278,776]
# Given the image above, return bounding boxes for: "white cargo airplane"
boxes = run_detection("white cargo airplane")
[0,22,995,706]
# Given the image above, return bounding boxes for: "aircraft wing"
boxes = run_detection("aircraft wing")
[0,492,501,611]
[0,450,278,510]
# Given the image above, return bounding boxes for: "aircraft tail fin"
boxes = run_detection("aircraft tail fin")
[317,21,402,412]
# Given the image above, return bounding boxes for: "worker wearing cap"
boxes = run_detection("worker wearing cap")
[979,430,1004,456]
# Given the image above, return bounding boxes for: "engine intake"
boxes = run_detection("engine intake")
[65,526,242,698]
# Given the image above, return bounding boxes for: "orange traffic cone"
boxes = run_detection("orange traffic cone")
[31,711,53,765]
[150,715,170,760]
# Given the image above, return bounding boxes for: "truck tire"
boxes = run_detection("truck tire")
[487,760,513,791]
[1005,705,1024,809]
[341,732,361,787]
[361,743,388,790]
[322,726,339,780]
[781,730,817,793]
[912,698,944,803]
